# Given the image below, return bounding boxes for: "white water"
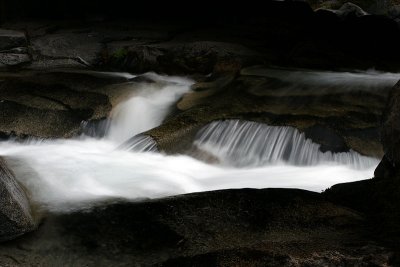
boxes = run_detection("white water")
[106,73,193,143]
[242,66,400,89]
[0,71,381,212]
[195,120,377,168]
[0,139,376,212]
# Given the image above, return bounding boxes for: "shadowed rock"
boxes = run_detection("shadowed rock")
[381,80,400,168]
[0,29,26,50]
[0,189,393,266]
[0,157,35,241]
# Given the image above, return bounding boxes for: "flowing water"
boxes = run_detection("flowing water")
[0,70,393,213]
[194,120,377,168]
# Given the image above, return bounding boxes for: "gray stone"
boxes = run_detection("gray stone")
[0,157,36,241]
[0,29,27,51]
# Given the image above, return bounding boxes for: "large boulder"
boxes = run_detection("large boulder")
[0,157,36,241]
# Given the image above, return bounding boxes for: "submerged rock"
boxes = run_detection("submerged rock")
[0,157,35,241]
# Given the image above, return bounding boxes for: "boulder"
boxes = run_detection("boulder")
[0,157,36,241]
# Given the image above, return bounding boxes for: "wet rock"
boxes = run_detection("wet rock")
[0,157,36,241]
[147,71,386,157]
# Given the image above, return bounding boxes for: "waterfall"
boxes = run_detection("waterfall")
[106,74,193,143]
[194,120,376,169]
[0,71,383,213]
[119,135,158,152]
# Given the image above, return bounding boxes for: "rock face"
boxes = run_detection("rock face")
[0,157,35,241]
[0,189,393,266]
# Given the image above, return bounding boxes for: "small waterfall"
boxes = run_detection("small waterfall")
[194,120,377,169]
[119,135,158,152]
[106,74,193,143]
[0,71,384,213]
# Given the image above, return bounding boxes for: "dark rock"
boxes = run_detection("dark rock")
[374,155,397,179]
[0,157,36,241]
[31,32,103,66]
[0,29,27,51]
[0,72,123,138]
[0,188,392,266]
[106,41,262,75]
[147,71,386,157]
[0,52,31,67]
[304,124,348,153]
[161,246,393,267]
[323,2,368,19]
[382,81,400,167]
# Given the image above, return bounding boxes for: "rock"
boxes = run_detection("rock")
[146,70,387,157]
[0,157,36,241]
[31,32,103,66]
[327,2,368,19]
[0,52,31,67]
[304,124,348,153]
[161,246,393,267]
[381,81,400,167]
[388,4,400,18]
[0,29,27,51]
[0,72,122,138]
[0,188,392,266]
[106,41,262,75]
